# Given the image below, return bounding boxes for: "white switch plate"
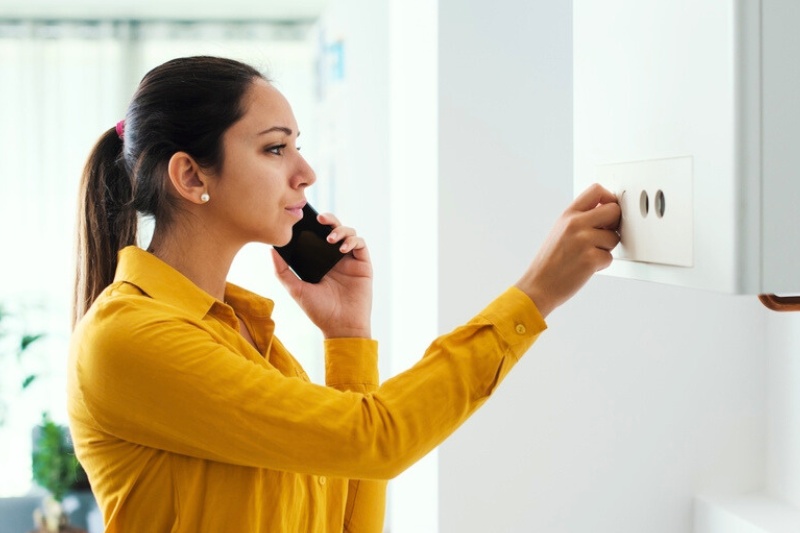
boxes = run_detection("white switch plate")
[597,156,693,267]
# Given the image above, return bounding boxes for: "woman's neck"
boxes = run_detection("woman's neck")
[147,225,240,303]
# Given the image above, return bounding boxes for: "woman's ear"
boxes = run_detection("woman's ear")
[167,152,210,204]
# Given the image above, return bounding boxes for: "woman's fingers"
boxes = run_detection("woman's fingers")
[595,227,621,252]
[320,214,365,254]
[583,200,621,231]
[317,212,341,228]
[326,226,356,244]
[570,182,619,212]
[301,210,369,258]
[571,191,621,256]
[339,235,366,254]
[589,247,614,271]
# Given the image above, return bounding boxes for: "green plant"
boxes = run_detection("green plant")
[32,412,89,502]
[0,304,45,426]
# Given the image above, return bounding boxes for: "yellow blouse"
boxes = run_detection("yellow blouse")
[67,246,546,532]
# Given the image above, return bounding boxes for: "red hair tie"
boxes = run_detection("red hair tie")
[115,120,125,140]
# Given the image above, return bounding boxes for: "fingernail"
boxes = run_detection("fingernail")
[328,232,337,242]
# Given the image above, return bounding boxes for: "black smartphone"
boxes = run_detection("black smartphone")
[274,203,346,283]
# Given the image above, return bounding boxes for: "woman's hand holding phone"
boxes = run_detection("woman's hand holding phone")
[272,210,374,340]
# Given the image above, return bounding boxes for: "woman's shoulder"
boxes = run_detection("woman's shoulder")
[73,280,200,348]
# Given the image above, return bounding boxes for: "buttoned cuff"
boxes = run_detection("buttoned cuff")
[324,338,380,392]
[474,286,548,361]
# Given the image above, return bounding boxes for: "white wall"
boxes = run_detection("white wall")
[316,0,392,378]
[316,1,800,531]
[437,1,772,532]
[767,312,800,506]
[318,1,439,532]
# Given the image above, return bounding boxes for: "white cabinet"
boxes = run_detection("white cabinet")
[574,0,800,295]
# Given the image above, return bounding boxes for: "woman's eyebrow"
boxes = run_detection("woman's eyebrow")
[258,126,294,136]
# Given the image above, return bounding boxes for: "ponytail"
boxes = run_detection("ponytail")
[73,127,138,326]
[72,56,267,326]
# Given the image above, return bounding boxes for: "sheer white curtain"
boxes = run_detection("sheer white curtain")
[0,21,127,497]
[0,19,320,497]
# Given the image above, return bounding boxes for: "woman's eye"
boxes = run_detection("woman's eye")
[265,144,287,155]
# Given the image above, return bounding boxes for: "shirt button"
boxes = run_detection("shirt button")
[319,476,327,486]
[515,323,527,334]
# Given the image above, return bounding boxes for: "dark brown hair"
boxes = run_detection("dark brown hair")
[73,56,266,325]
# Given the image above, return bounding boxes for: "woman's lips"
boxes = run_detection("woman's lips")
[286,202,306,219]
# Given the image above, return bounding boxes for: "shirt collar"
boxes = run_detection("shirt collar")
[114,246,273,321]
[224,282,275,319]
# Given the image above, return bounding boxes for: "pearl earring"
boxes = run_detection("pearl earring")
[200,193,210,203]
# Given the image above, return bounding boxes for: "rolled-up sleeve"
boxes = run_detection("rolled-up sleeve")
[324,338,386,532]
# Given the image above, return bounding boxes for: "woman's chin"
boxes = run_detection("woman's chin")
[273,232,294,248]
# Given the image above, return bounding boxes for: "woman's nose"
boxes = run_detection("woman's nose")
[291,153,316,189]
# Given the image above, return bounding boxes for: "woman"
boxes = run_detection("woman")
[68,56,620,532]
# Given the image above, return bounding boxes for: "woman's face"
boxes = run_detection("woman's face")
[205,78,315,247]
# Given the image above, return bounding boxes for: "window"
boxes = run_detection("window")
[0,19,322,497]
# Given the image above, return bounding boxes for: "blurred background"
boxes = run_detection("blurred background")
[0,1,438,531]
[3,1,797,533]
